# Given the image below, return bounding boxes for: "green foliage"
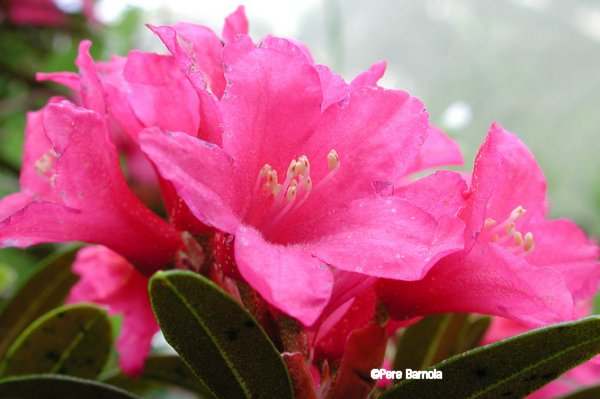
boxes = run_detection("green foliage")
[0,304,112,379]
[149,270,293,399]
[104,355,214,398]
[0,374,141,399]
[381,316,600,399]
[0,247,79,359]
[394,314,490,372]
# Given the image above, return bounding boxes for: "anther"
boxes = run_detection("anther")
[513,231,523,247]
[509,206,526,221]
[484,218,497,228]
[286,185,297,202]
[523,232,535,253]
[327,149,340,170]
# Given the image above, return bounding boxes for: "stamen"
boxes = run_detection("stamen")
[523,232,535,253]
[298,155,310,176]
[513,231,524,247]
[509,206,526,222]
[327,149,340,170]
[484,218,497,228]
[254,164,272,194]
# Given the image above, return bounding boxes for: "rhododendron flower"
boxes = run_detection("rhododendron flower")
[67,246,159,376]
[3,0,94,27]
[0,100,182,275]
[378,123,600,325]
[141,33,466,326]
[483,317,600,398]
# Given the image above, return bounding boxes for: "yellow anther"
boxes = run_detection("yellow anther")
[327,149,340,170]
[260,164,272,176]
[272,183,282,196]
[509,206,526,221]
[267,170,278,184]
[289,178,298,187]
[523,232,535,253]
[513,231,523,247]
[484,218,497,228]
[34,154,53,175]
[286,185,297,202]
[288,160,300,177]
[262,182,272,193]
[298,155,310,175]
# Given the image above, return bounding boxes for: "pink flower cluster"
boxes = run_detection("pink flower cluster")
[1,6,598,390]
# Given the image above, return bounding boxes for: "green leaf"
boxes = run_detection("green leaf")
[557,384,600,399]
[0,374,141,399]
[393,314,470,372]
[0,304,112,379]
[149,270,293,399]
[104,355,214,397]
[381,316,600,399]
[0,246,80,358]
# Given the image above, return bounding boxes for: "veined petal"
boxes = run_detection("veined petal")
[123,51,200,136]
[148,24,223,144]
[463,123,548,245]
[221,35,323,189]
[406,124,464,174]
[377,242,574,326]
[526,218,600,302]
[2,101,182,274]
[394,170,467,219]
[140,129,242,234]
[294,196,464,281]
[234,225,333,327]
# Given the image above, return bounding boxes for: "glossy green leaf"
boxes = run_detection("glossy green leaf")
[0,304,112,379]
[0,374,140,399]
[557,384,600,399]
[381,316,600,399]
[0,246,80,358]
[104,355,214,397]
[149,270,293,399]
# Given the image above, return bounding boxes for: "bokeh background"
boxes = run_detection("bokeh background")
[0,0,599,278]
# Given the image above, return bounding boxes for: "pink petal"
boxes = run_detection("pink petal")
[294,196,465,281]
[349,60,386,90]
[221,35,323,190]
[8,1,67,26]
[377,242,574,326]
[36,71,81,92]
[394,170,467,219]
[18,107,59,200]
[526,219,600,302]
[234,225,333,326]
[314,287,377,361]
[462,123,548,246]
[169,22,226,97]
[123,51,200,136]
[67,246,158,376]
[140,129,242,234]
[74,40,105,114]
[1,101,182,274]
[222,5,249,43]
[406,124,464,174]
[148,24,223,145]
[317,61,386,112]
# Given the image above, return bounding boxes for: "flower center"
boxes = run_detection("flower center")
[248,149,340,233]
[482,205,535,255]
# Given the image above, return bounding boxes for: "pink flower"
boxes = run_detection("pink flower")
[67,246,159,376]
[4,0,95,27]
[378,123,600,326]
[0,100,182,275]
[140,33,465,326]
[483,317,600,399]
